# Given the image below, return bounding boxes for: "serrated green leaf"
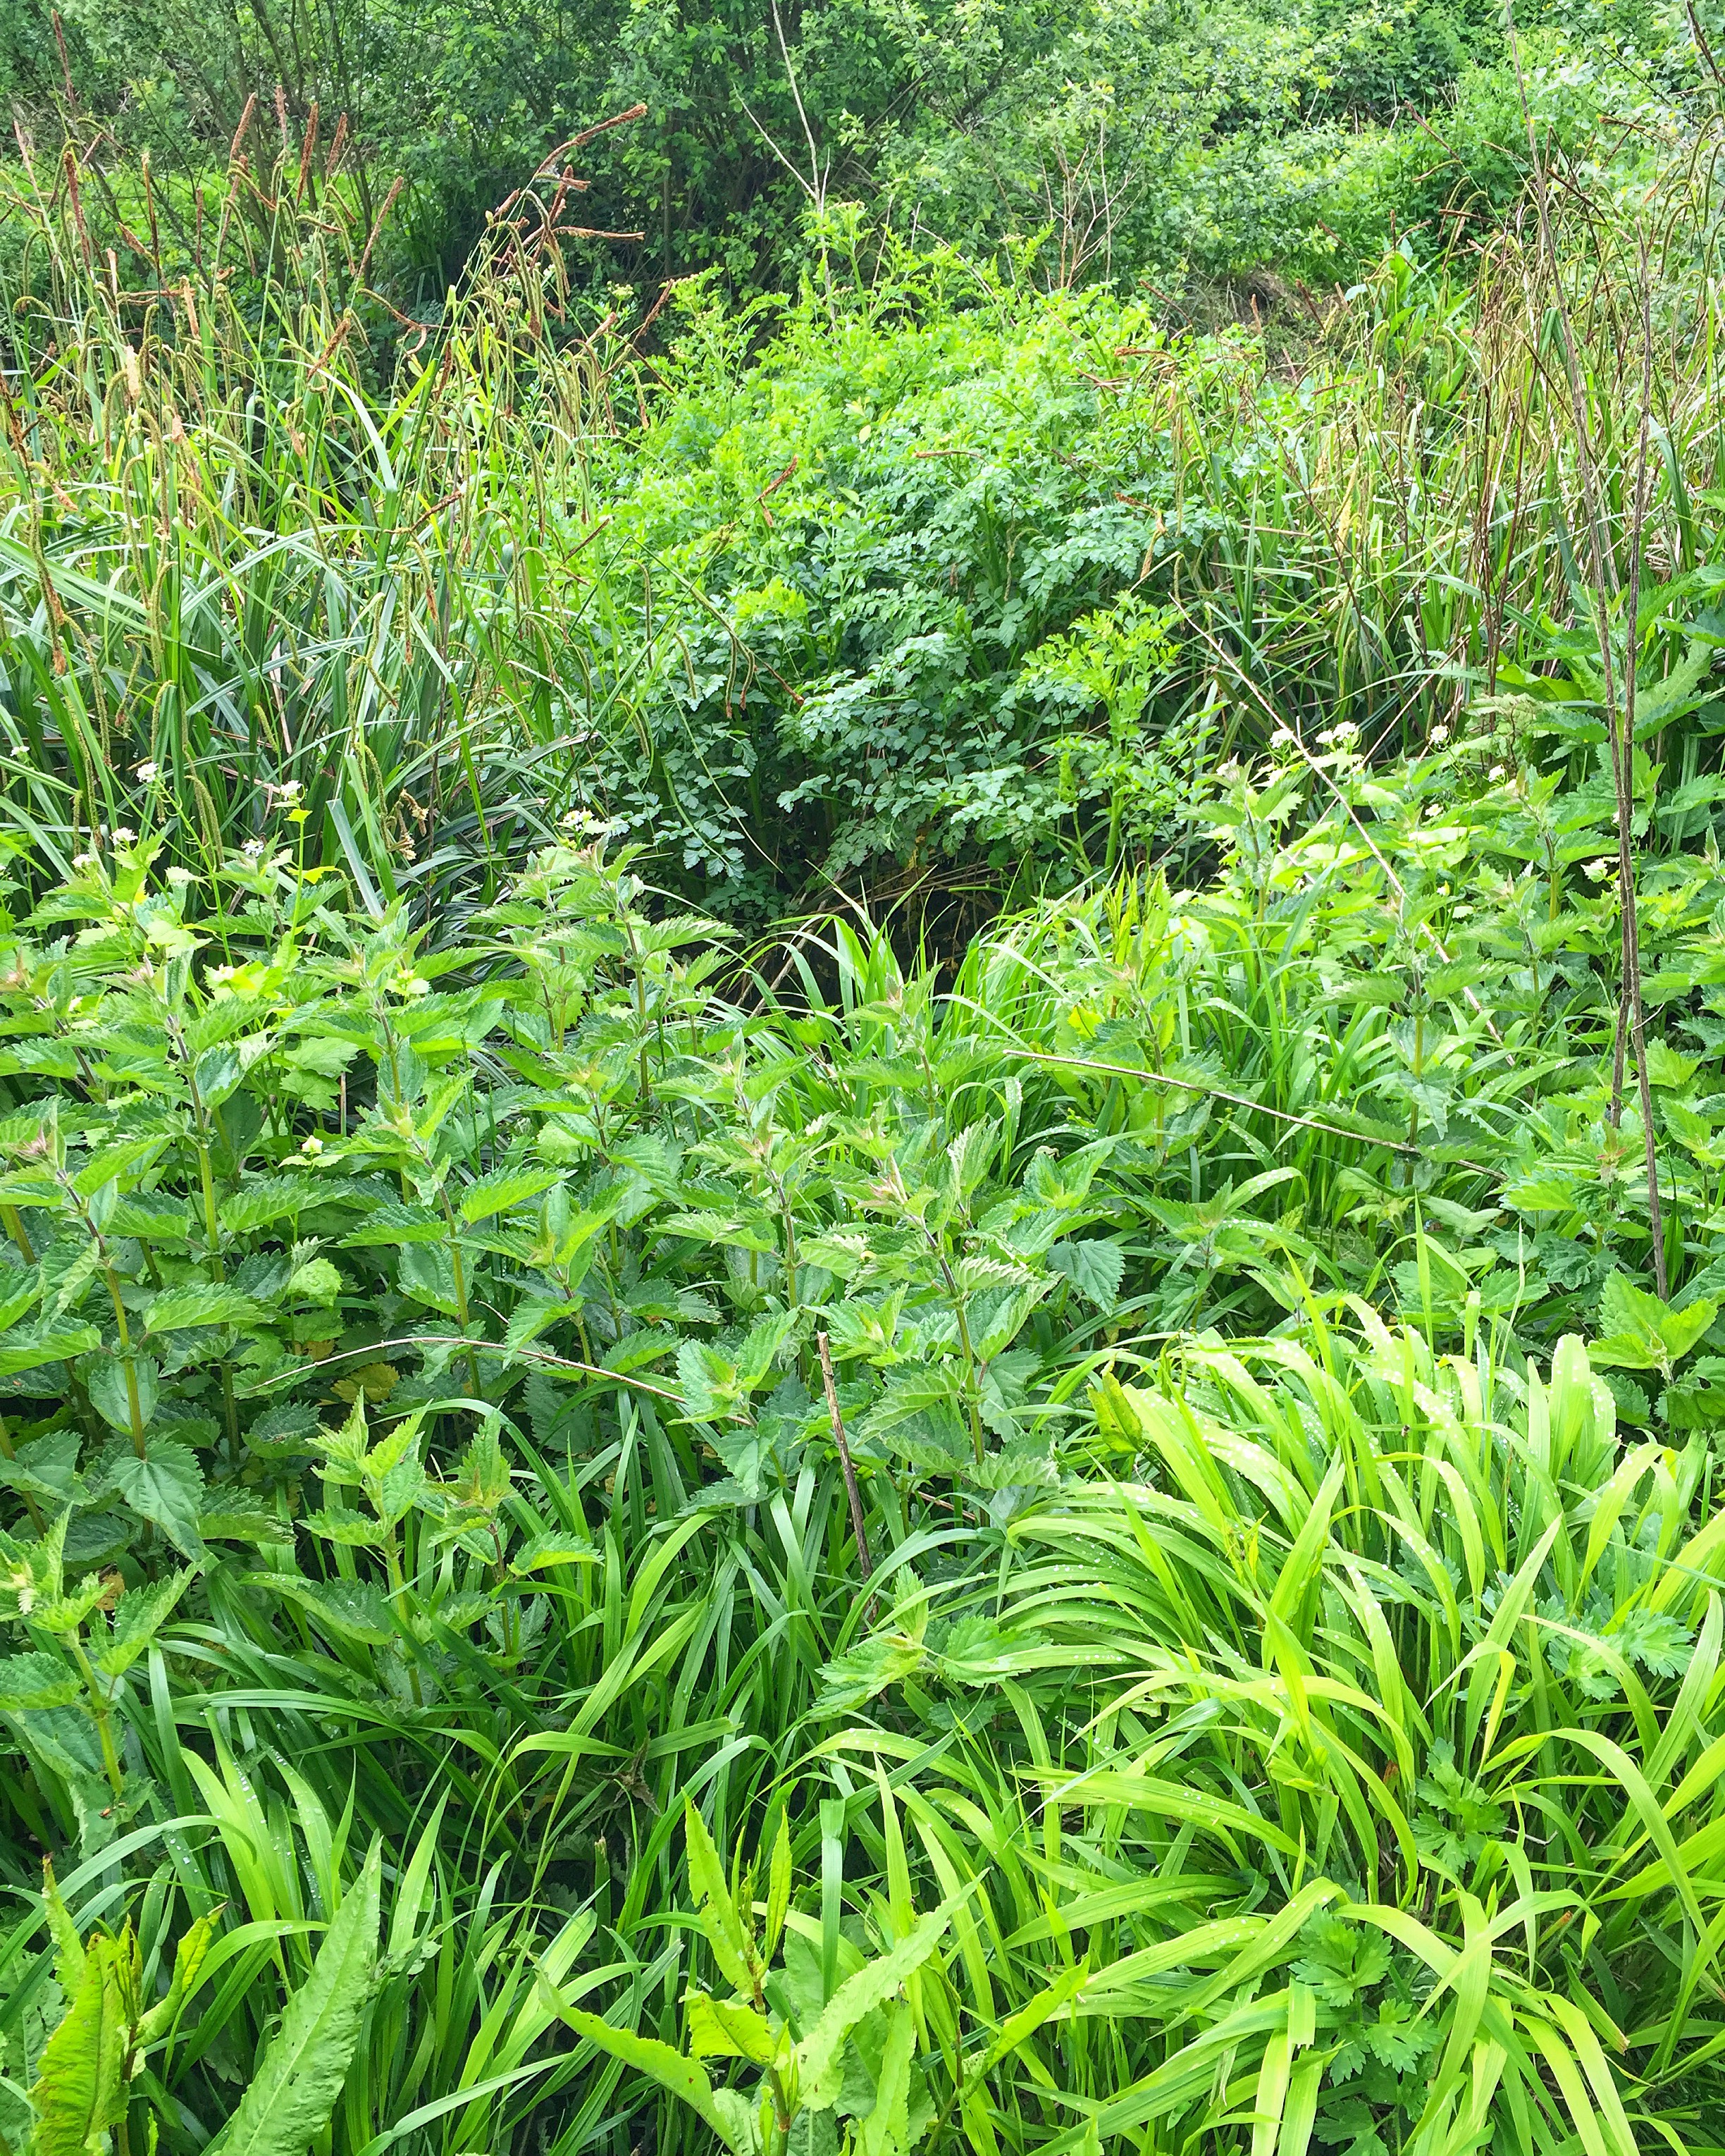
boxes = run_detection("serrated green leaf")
[795,1901,957,2110]
[460,1166,559,1222]
[87,1353,160,1436]
[554,2008,757,2154]
[339,1202,446,1247]
[0,1324,101,1378]
[686,1992,781,2066]
[1048,1238,1125,1312]
[136,1909,222,2048]
[93,1567,194,1678]
[212,1841,380,2156]
[684,1798,755,1996]
[27,1935,126,2156]
[70,1137,168,1199]
[218,1178,314,1235]
[0,1650,80,1711]
[246,1574,395,1644]
[142,1285,267,1335]
[105,1441,204,1556]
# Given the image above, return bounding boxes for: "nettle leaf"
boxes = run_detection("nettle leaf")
[0,1278,37,1333]
[1592,1274,1717,1372]
[397,1243,461,1315]
[1047,1238,1125,1312]
[678,1341,745,1424]
[143,1284,268,1334]
[70,1136,168,1198]
[0,1324,101,1378]
[658,1211,780,1255]
[302,1505,387,1548]
[247,1403,323,1455]
[461,1165,559,1222]
[192,1041,257,1109]
[340,1203,446,1248]
[197,1503,293,1546]
[289,1258,344,1306]
[0,1429,83,1506]
[510,1530,598,1573]
[93,1568,194,1678]
[220,1178,314,1234]
[87,1353,161,1436]
[105,1441,205,1556]
[251,1575,395,1644]
[0,1650,81,1711]
[109,1192,194,1242]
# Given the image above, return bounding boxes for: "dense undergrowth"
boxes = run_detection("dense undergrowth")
[3,16,1725,2156]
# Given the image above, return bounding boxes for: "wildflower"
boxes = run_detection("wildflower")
[271,779,303,803]
[70,851,96,870]
[1270,726,1296,749]
[166,866,194,886]
[135,760,160,783]
[1583,858,1612,882]
[301,1134,324,1156]
[1428,724,1450,746]
[1488,764,1506,782]
[241,838,266,859]
[111,825,135,844]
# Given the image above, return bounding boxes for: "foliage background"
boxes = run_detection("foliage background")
[3,1,1725,2155]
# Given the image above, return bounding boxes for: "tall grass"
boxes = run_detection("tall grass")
[0,106,648,915]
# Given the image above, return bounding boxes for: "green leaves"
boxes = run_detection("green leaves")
[142,1286,267,1334]
[1046,1237,1125,1310]
[461,1165,559,1221]
[0,1650,81,1711]
[92,1569,194,1680]
[212,1842,381,2156]
[684,1798,759,1997]
[104,1443,205,1556]
[794,1904,955,2110]
[1590,1274,1717,1377]
[555,2010,762,2155]
[86,1354,159,1437]
[28,1930,128,2156]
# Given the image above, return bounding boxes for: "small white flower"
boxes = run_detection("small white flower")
[209,964,237,985]
[166,866,194,886]
[70,851,96,870]
[301,1134,324,1155]
[1583,857,1612,881]
[241,838,266,859]
[272,779,303,803]
[1428,724,1450,746]
[1488,764,1506,782]
[111,825,135,844]
[135,761,160,784]
[1270,726,1295,749]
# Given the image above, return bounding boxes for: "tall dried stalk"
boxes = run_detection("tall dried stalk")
[1508,4,1668,1295]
